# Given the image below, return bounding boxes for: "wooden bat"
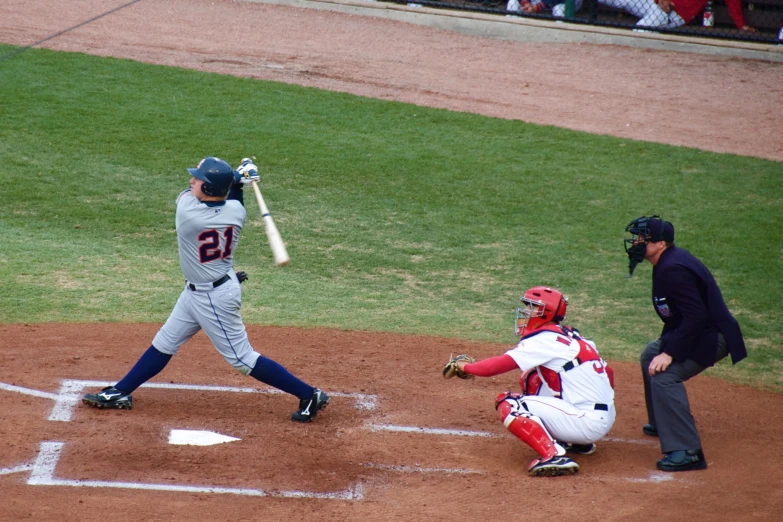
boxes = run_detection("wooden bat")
[250,181,289,267]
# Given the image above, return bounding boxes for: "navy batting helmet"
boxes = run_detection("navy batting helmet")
[187,157,235,197]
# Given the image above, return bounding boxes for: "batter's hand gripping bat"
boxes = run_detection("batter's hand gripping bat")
[250,181,290,267]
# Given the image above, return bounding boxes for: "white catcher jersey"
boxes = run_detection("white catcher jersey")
[505,327,615,411]
[175,189,246,284]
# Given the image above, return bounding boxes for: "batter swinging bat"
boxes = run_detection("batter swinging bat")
[250,181,290,267]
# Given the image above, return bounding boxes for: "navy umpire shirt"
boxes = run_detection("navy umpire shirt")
[651,246,747,368]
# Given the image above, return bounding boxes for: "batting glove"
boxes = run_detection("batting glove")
[236,160,260,184]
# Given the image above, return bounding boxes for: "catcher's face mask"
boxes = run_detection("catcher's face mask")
[515,298,546,337]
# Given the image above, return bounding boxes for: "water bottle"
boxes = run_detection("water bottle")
[703,0,714,27]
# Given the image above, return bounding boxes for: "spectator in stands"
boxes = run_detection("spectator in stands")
[507,0,583,18]
[598,0,757,31]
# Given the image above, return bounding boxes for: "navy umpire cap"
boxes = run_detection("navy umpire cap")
[647,217,675,243]
[187,157,235,197]
[627,215,675,243]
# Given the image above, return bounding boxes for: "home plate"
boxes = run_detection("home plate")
[168,429,241,446]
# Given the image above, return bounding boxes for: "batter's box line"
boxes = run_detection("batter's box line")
[24,441,363,500]
[362,463,483,475]
[368,423,501,438]
[0,380,376,422]
[367,424,659,448]
[0,463,34,476]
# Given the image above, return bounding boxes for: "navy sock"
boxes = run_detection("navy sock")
[250,356,313,399]
[115,345,172,393]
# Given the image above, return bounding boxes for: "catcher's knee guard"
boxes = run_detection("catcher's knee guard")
[496,392,563,460]
[495,390,522,410]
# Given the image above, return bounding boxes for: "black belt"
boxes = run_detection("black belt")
[594,403,608,411]
[188,274,230,291]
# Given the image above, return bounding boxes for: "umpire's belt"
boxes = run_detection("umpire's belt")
[187,274,230,292]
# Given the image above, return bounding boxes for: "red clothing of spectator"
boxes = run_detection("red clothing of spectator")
[671,0,747,29]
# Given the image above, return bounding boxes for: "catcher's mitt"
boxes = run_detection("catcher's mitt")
[443,353,476,379]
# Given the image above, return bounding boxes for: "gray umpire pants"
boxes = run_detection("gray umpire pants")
[641,334,728,454]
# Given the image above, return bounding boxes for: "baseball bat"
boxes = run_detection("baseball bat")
[250,181,290,267]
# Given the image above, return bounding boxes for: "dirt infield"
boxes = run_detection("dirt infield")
[1,0,782,161]
[2,1,783,520]
[1,323,783,521]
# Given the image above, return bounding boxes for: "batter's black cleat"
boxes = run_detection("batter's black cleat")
[643,423,659,437]
[656,449,707,472]
[528,455,580,477]
[562,442,597,455]
[82,386,133,410]
[291,388,330,423]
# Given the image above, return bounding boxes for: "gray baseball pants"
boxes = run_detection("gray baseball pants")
[641,334,728,453]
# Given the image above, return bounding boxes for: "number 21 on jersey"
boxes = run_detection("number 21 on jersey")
[198,227,235,263]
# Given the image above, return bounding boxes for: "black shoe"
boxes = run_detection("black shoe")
[562,442,597,455]
[528,455,580,477]
[656,450,707,472]
[82,386,133,410]
[643,424,658,437]
[291,388,330,423]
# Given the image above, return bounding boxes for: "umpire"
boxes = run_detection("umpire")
[624,216,746,472]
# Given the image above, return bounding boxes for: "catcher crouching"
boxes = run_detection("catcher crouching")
[443,286,615,477]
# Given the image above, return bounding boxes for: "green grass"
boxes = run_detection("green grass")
[1,44,781,391]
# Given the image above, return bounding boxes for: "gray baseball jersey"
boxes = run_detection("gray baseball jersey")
[175,189,245,284]
[152,189,261,374]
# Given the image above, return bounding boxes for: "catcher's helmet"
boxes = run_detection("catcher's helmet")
[515,286,568,338]
[187,157,235,197]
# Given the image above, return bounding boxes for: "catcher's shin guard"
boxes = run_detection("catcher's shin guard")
[496,394,563,460]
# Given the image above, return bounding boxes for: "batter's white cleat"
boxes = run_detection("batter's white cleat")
[291,388,330,423]
[528,455,580,477]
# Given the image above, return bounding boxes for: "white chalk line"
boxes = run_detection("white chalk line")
[368,424,659,454]
[604,436,658,446]
[0,463,34,475]
[0,380,377,422]
[625,472,675,483]
[0,382,62,401]
[369,423,500,438]
[49,380,91,422]
[67,380,377,410]
[26,442,363,500]
[362,463,482,474]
